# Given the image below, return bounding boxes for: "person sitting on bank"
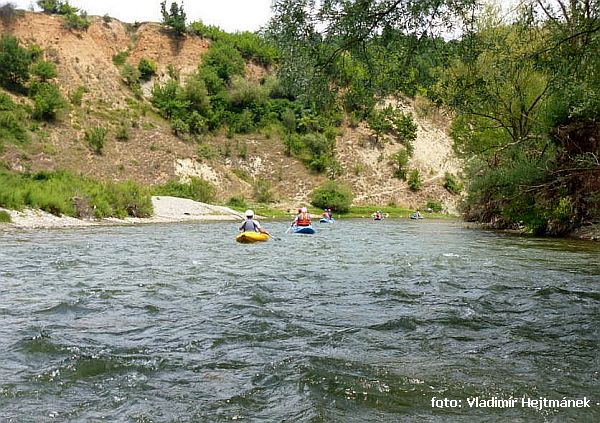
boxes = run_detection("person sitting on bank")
[293,207,312,227]
[240,210,269,234]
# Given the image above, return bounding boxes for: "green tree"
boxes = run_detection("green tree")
[408,169,422,191]
[200,41,245,82]
[267,0,475,108]
[31,60,57,81]
[138,58,157,81]
[160,1,186,35]
[0,34,33,87]
[367,106,417,152]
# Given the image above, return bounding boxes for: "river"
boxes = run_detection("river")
[1,220,598,422]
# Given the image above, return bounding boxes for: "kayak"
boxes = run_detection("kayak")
[410,213,424,220]
[292,225,316,234]
[236,231,269,243]
[319,218,335,223]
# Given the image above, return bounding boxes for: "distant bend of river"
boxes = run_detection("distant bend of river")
[1,220,599,422]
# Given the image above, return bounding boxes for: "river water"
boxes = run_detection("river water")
[0,220,598,422]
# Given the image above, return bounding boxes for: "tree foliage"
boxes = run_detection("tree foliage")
[160,1,186,35]
[0,34,33,87]
[439,1,600,234]
[310,180,354,213]
[267,0,476,108]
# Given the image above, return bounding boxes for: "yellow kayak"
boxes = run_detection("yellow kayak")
[236,231,270,243]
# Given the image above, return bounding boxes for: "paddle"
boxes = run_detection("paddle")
[266,232,278,241]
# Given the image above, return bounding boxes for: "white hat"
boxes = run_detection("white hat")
[245,209,254,217]
[301,207,307,213]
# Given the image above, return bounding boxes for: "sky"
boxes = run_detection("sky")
[10,0,274,32]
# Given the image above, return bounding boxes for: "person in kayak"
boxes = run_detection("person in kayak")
[240,209,270,234]
[292,207,312,227]
[322,208,333,220]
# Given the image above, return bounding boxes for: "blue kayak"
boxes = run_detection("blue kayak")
[292,225,316,234]
[319,218,335,223]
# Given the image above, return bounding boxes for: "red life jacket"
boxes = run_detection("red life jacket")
[297,212,311,226]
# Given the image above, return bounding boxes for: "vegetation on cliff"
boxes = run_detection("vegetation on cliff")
[267,0,600,236]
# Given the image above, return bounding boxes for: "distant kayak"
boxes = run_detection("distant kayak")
[319,218,335,223]
[292,225,316,234]
[236,231,269,243]
[410,213,424,220]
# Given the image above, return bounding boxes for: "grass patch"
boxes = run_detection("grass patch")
[152,177,216,204]
[0,169,152,218]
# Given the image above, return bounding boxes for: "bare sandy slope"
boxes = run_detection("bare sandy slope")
[0,196,244,230]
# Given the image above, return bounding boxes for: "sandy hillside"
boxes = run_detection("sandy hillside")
[1,10,463,213]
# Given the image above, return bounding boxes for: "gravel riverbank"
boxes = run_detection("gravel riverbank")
[0,196,245,230]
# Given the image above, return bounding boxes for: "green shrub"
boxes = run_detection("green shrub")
[197,65,225,95]
[62,12,90,30]
[85,126,107,154]
[443,172,462,194]
[183,76,210,114]
[37,0,61,14]
[120,64,140,87]
[281,108,296,132]
[200,41,245,82]
[37,0,79,15]
[389,149,410,180]
[160,0,186,35]
[367,106,417,152]
[0,169,152,218]
[69,85,87,106]
[197,143,217,161]
[236,141,248,159]
[0,109,28,143]
[231,168,251,182]
[151,80,189,119]
[226,195,247,209]
[188,21,278,66]
[408,169,422,191]
[112,50,130,66]
[229,75,268,107]
[115,122,130,141]
[253,178,275,203]
[31,60,58,81]
[310,180,353,213]
[138,58,157,81]
[0,34,33,87]
[30,82,65,120]
[153,177,216,203]
[426,200,443,212]
[0,91,15,111]
[170,117,189,136]
[230,108,254,134]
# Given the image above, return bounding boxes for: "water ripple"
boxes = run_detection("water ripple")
[0,220,598,421]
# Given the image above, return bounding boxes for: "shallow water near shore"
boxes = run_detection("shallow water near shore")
[1,220,599,422]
